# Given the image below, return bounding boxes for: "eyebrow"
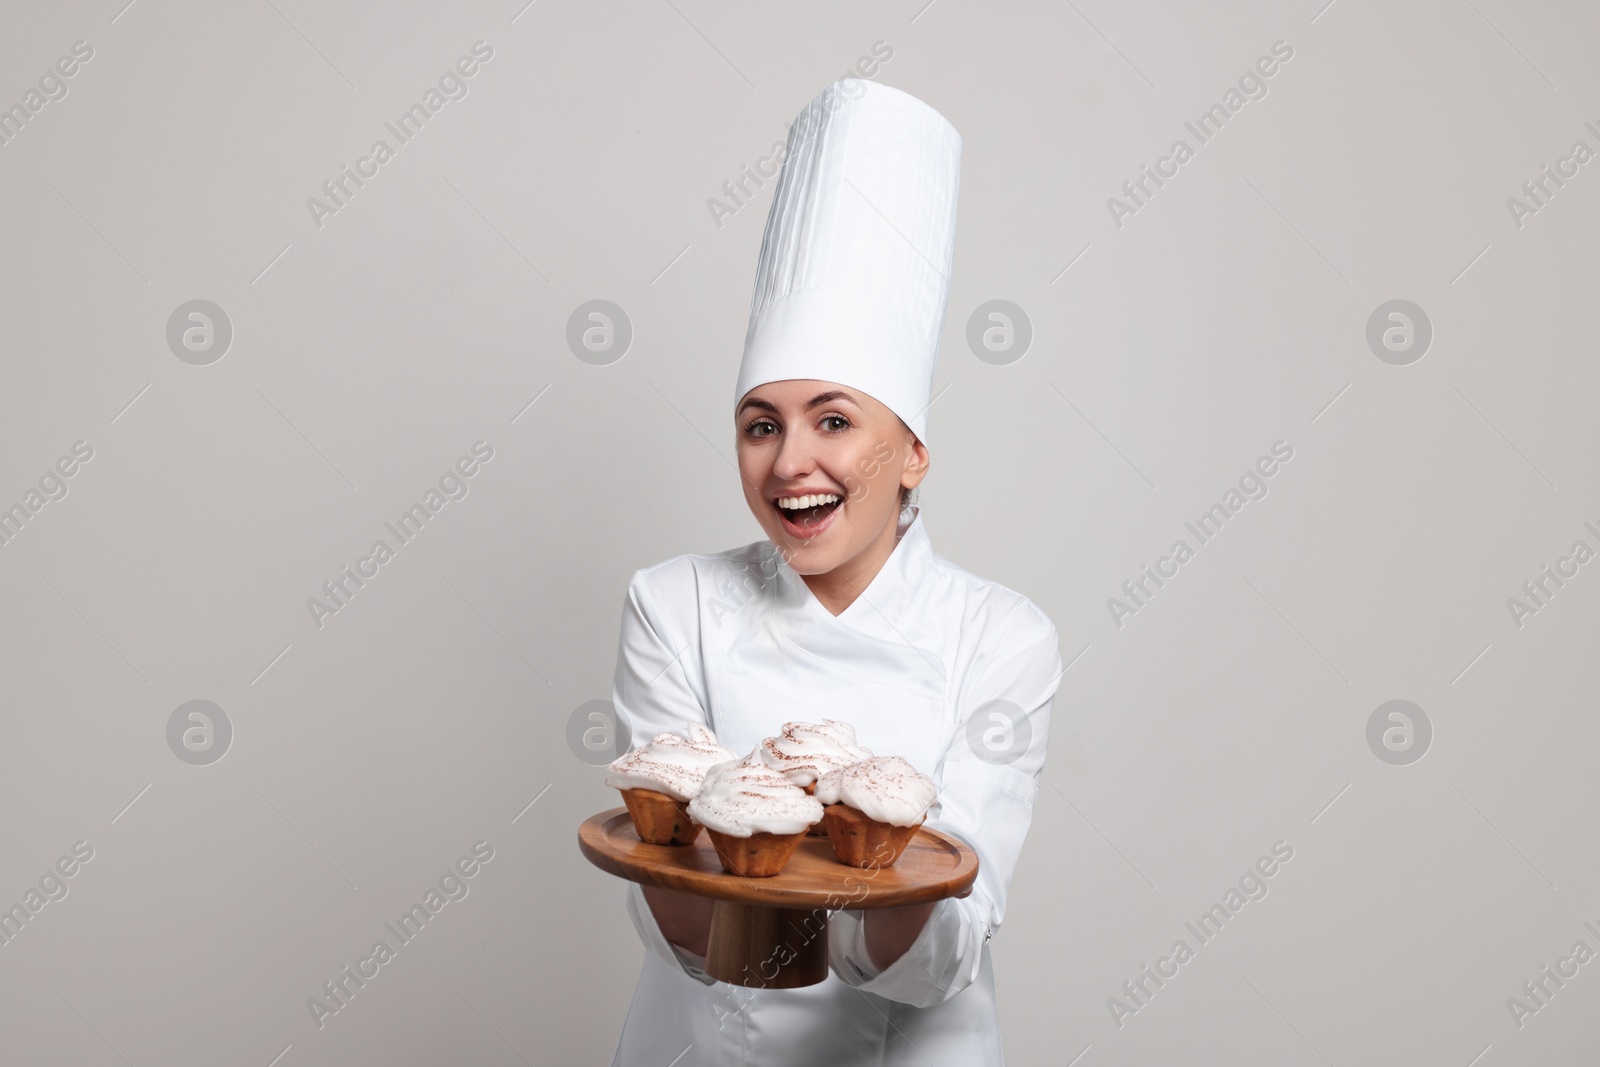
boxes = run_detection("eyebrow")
[737,390,860,416]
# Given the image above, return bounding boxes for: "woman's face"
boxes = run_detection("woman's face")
[735,379,928,575]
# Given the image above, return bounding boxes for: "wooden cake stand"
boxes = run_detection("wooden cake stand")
[579,808,979,988]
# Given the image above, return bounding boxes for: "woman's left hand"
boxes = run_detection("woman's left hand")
[641,884,715,958]
[861,901,937,971]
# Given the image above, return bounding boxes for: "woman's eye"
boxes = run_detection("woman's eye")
[821,415,850,432]
[746,419,778,437]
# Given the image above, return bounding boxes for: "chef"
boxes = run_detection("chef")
[608,77,1063,1066]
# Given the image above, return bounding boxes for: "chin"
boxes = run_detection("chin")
[766,531,827,570]
[756,522,841,575]
[781,547,842,576]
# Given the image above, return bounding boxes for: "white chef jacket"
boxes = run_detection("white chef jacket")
[608,507,1061,1067]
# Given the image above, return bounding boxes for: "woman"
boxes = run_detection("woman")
[609,78,1062,1066]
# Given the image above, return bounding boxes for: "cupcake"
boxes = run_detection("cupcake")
[815,756,937,869]
[688,752,823,877]
[605,722,735,845]
[759,720,873,835]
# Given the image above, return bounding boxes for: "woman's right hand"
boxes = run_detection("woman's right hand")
[641,884,714,958]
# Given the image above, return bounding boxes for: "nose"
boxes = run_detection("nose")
[771,426,816,482]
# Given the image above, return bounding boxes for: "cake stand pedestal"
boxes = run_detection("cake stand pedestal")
[578,808,979,988]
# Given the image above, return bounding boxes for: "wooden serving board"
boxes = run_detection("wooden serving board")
[578,808,980,987]
[578,808,978,908]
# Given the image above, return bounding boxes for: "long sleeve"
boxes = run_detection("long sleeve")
[828,600,1062,1007]
[622,882,717,985]
[610,564,717,983]
[613,563,710,749]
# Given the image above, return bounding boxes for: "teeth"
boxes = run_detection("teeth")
[776,493,840,510]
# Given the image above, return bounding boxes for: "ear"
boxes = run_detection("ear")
[900,432,930,491]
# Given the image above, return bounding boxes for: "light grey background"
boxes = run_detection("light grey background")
[1,1,1595,1064]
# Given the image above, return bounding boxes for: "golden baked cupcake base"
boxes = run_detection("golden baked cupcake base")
[705,828,806,877]
[821,804,921,868]
[620,787,701,846]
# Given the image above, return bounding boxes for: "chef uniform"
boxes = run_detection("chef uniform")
[609,78,1063,1067]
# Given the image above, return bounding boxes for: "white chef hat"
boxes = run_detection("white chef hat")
[734,78,962,445]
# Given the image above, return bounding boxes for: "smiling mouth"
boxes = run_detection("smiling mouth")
[773,493,843,537]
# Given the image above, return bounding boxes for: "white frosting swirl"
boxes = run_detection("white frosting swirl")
[758,719,873,786]
[687,751,824,837]
[814,756,936,826]
[604,721,736,801]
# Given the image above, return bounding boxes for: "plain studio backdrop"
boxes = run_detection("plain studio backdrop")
[1,1,1597,1064]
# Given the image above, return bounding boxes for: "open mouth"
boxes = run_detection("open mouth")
[773,493,843,538]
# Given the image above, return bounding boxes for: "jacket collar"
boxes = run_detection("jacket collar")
[769,505,933,629]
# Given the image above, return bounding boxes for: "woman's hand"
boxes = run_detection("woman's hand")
[641,885,715,959]
[862,901,937,971]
